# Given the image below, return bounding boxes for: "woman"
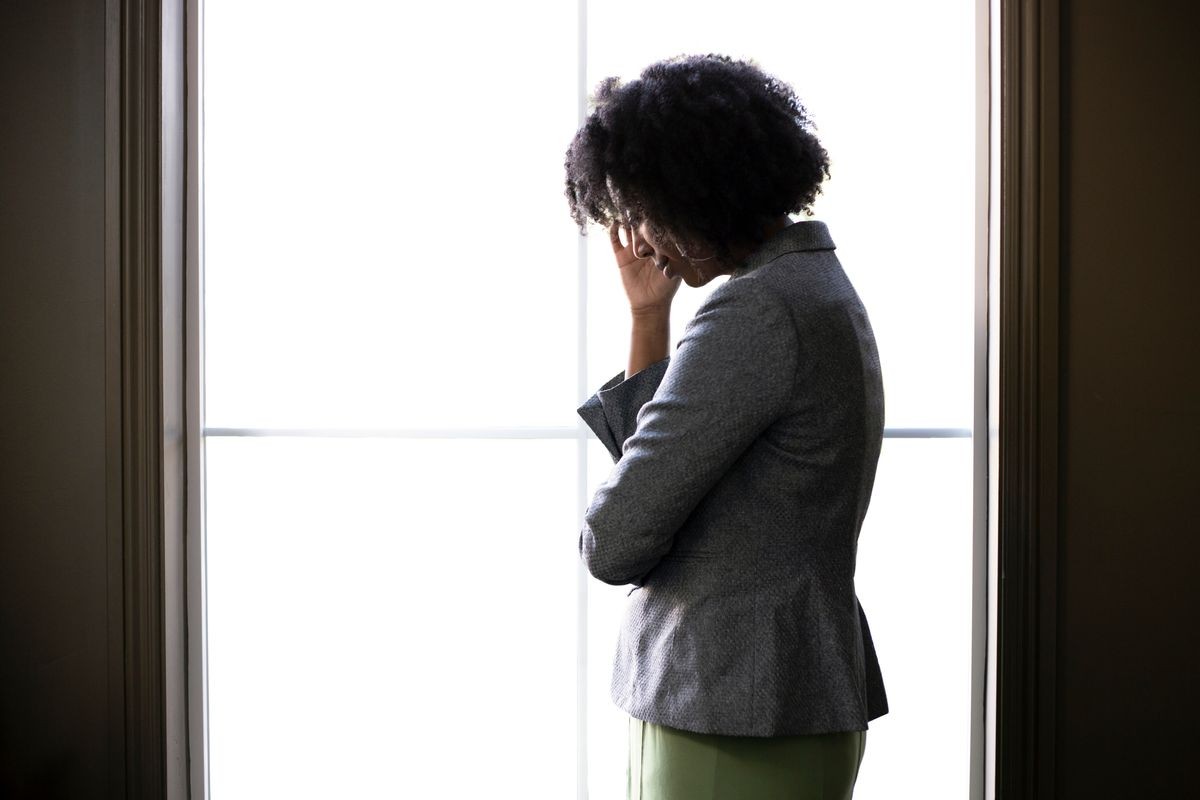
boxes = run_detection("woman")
[565,54,888,799]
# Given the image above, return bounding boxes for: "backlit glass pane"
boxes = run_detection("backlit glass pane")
[204,0,580,429]
[587,0,975,430]
[587,437,973,800]
[204,1,980,798]
[205,436,578,797]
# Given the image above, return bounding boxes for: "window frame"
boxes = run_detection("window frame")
[175,1,999,798]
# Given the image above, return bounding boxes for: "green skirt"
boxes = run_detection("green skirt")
[627,716,866,800]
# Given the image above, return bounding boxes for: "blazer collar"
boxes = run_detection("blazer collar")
[731,220,835,278]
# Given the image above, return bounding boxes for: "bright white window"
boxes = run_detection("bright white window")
[198,1,985,798]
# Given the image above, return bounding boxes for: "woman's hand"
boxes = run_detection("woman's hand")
[609,220,681,315]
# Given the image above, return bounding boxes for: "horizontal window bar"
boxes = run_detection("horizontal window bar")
[884,427,972,438]
[203,426,973,439]
[205,426,581,439]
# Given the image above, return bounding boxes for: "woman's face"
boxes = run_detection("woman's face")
[630,221,724,287]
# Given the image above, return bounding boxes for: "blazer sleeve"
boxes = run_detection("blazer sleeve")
[578,281,799,586]
[576,357,672,464]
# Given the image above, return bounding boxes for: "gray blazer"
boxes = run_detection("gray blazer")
[576,220,889,737]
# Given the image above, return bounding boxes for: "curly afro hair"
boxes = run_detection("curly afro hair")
[564,53,830,264]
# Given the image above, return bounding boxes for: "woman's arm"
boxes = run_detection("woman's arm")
[628,309,671,378]
[581,280,798,586]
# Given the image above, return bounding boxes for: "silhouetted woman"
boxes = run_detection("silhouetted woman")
[567,54,889,800]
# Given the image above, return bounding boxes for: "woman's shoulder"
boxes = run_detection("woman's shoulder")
[689,273,792,332]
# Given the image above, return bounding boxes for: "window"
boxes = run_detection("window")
[192,1,991,797]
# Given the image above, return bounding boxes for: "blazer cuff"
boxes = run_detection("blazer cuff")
[576,356,671,462]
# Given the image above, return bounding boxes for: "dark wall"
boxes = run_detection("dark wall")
[1058,1,1199,797]
[0,2,115,798]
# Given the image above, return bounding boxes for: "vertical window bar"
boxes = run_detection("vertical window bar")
[575,1,591,798]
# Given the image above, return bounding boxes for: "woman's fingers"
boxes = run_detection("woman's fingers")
[610,221,634,254]
[609,221,638,258]
[608,220,624,252]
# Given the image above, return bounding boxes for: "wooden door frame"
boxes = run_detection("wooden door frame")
[110,0,1063,796]
[105,0,188,796]
[997,0,1062,797]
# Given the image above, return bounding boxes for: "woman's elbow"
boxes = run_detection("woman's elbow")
[580,522,655,586]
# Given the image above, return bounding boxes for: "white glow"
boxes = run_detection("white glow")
[587,0,976,430]
[586,2,977,797]
[586,439,974,800]
[204,1,978,797]
[204,0,580,430]
[205,437,579,797]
